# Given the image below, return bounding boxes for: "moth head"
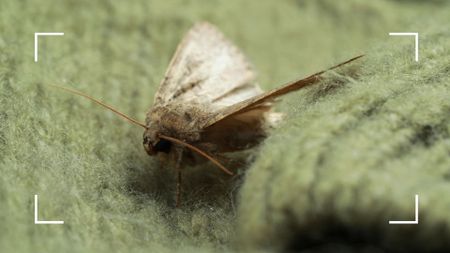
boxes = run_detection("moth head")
[143,130,172,156]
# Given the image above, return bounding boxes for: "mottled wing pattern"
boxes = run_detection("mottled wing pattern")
[153,22,262,110]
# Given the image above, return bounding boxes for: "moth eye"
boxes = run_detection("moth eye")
[154,140,172,153]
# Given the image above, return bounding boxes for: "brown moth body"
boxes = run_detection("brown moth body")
[56,22,363,207]
[143,105,202,156]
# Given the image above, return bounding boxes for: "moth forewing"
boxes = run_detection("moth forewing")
[203,54,364,129]
[152,22,261,109]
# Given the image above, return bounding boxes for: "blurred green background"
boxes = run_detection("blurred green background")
[1,0,449,252]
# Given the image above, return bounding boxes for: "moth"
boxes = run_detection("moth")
[57,22,362,207]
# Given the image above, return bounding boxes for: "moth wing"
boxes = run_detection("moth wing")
[202,55,364,129]
[199,106,282,152]
[153,22,263,110]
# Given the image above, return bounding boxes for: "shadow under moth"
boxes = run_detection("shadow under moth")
[56,22,363,207]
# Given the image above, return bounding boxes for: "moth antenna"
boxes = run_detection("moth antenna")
[158,134,234,176]
[51,85,147,129]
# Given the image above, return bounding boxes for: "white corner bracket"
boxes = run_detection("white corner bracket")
[34,194,64,225]
[388,32,419,62]
[34,32,65,62]
[389,194,419,225]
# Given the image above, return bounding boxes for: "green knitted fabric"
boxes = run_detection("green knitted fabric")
[238,15,450,252]
[1,1,449,253]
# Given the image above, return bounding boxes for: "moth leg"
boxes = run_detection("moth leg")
[175,148,184,208]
